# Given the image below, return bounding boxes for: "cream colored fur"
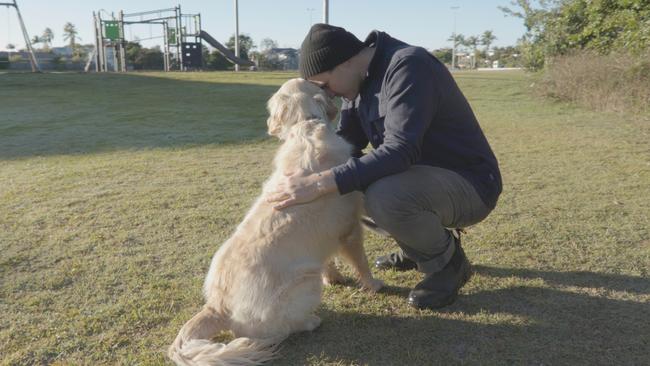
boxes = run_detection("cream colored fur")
[168,79,383,366]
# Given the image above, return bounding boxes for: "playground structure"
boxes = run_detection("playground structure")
[1,0,40,72]
[92,5,254,72]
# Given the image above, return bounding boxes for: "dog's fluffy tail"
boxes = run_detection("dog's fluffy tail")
[168,306,280,366]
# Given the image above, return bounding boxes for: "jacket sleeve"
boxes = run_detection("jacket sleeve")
[332,55,439,194]
[335,99,368,158]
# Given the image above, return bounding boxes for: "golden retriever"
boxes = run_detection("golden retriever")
[168,78,383,366]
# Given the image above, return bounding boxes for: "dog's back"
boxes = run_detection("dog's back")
[203,119,360,321]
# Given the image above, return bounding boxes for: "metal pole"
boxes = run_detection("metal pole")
[121,16,179,24]
[96,12,102,71]
[12,0,40,72]
[163,21,169,71]
[234,0,240,72]
[112,43,118,72]
[98,12,107,72]
[122,7,176,18]
[451,6,459,70]
[323,0,329,24]
[119,10,126,72]
[197,14,202,69]
[176,5,183,71]
[92,12,99,72]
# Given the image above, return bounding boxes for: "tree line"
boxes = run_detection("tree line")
[439,30,502,68]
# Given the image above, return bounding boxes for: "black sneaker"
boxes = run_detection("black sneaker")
[407,237,472,309]
[374,251,418,271]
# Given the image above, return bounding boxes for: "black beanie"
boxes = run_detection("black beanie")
[299,23,364,79]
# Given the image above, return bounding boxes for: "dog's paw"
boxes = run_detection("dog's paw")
[303,315,322,332]
[361,278,384,293]
[322,268,345,286]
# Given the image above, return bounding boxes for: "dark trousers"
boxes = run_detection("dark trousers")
[364,165,493,273]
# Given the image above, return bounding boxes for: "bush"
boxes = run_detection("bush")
[431,48,452,65]
[502,0,650,70]
[539,50,650,114]
[125,42,164,70]
[204,50,232,70]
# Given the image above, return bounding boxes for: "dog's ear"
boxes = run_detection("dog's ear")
[267,93,291,137]
[313,94,338,122]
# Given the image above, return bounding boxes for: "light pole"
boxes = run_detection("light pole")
[323,0,329,24]
[307,7,315,26]
[451,5,459,70]
[234,0,240,72]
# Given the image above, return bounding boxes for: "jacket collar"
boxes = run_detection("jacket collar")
[360,30,386,91]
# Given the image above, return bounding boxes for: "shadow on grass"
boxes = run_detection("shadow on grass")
[276,265,649,365]
[0,73,283,159]
[473,265,649,294]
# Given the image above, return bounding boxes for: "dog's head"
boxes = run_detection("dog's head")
[266,78,338,139]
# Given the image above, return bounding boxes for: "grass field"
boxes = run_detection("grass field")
[1,70,648,365]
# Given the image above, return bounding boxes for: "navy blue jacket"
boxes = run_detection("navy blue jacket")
[331,31,502,209]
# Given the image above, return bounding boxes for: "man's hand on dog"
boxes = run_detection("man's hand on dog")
[267,169,337,210]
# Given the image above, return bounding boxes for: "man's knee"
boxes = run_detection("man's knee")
[364,176,409,228]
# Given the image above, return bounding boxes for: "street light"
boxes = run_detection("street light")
[234,0,239,72]
[307,7,315,26]
[451,5,459,70]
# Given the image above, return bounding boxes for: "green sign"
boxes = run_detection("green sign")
[167,27,187,45]
[104,21,120,41]
[168,28,177,45]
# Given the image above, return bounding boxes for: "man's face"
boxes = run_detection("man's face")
[308,62,361,101]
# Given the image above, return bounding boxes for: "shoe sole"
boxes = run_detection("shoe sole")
[374,262,418,271]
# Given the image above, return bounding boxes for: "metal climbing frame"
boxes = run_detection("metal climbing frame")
[93,5,202,72]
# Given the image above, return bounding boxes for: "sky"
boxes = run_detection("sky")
[0,0,527,52]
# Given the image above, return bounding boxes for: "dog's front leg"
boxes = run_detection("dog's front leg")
[338,223,384,292]
[321,260,345,286]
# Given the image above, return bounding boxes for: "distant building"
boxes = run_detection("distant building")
[52,45,94,57]
[51,46,74,57]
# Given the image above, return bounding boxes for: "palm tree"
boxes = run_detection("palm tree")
[42,28,54,51]
[447,33,465,68]
[6,43,15,59]
[63,22,78,49]
[31,35,42,49]
[447,33,465,49]
[481,30,497,56]
[465,36,480,68]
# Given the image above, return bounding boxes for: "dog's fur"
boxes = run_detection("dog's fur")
[168,79,383,366]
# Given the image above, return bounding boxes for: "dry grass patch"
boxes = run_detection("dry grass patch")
[539,50,650,115]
